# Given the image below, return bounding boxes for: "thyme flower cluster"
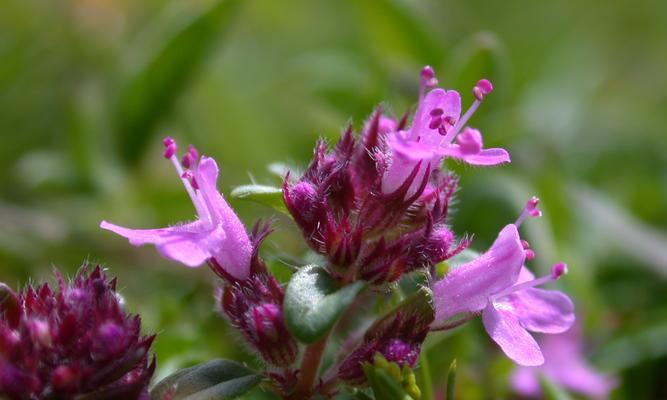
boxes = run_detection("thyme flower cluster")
[0,67,615,400]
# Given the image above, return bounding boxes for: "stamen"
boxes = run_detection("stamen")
[473,79,493,101]
[428,116,442,130]
[491,263,568,300]
[448,79,494,142]
[521,240,536,261]
[181,171,199,190]
[181,145,200,169]
[163,137,210,223]
[515,196,542,227]
[430,108,444,116]
[163,137,177,159]
[420,66,438,100]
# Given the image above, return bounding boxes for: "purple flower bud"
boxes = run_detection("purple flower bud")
[219,272,297,367]
[339,313,429,386]
[0,266,155,400]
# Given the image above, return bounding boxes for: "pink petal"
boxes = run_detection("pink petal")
[510,367,541,397]
[411,89,461,145]
[100,220,212,267]
[441,145,511,166]
[542,329,618,398]
[381,133,441,194]
[482,303,544,366]
[196,157,252,280]
[433,224,525,322]
[516,266,535,283]
[509,288,575,334]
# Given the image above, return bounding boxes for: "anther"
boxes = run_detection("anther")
[420,66,438,89]
[429,116,442,130]
[181,171,199,190]
[473,79,493,101]
[163,136,177,159]
[515,196,543,227]
[550,262,568,279]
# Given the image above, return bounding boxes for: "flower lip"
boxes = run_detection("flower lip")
[101,138,252,280]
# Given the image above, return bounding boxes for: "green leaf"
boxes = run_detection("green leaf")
[446,359,457,400]
[114,0,241,166]
[418,351,433,400]
[230,184,288,214]
[283,265,365,343]
[363,356,420,400]
[150,359,262,400]
[368,368,413,400]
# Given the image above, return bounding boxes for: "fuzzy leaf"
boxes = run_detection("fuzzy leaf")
[283,265,365,343]
[150,359,261,400]
[230,184,288,214]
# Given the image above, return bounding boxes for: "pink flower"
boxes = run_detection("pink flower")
[381,67,510,194]
[101,138,252,281]
[431,198,575,366]
[511,326,617,399]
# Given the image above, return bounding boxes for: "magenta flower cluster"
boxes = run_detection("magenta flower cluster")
[0,266,155,400]
[95,66,613,398]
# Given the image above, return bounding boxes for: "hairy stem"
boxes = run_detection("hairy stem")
[287,334,330,399]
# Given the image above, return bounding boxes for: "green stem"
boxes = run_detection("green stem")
[286,334,330,399]
[446,359,457,400]
[419,351,433,400]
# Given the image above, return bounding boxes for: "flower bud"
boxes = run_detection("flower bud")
[219,273,298,367]
[0,266,155,399]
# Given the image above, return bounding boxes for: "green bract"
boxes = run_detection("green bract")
[283,265,365,343]
[150,359,261,400]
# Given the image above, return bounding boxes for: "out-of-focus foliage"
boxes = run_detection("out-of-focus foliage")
[1,0,666,398]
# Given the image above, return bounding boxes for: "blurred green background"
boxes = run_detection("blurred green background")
[2,0,666,398]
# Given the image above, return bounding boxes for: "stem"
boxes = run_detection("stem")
[287,334,330,399]
[419,351,433,400]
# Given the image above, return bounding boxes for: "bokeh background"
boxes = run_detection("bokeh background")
[2,0,666,398]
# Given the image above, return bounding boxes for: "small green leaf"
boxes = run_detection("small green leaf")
[363,355,420,400]
[150,359,261,400]
[283,265,365,343]
[230,184,288,214]
[418,351,433,400]
[446,359,457,400]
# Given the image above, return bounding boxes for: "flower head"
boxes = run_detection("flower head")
[283,70,488,285]
[431,198,575,366]
[101,137,252,281]
[0,266,155,400]
[381,69,510,195]
[511,325,617,399]
[338,308,432,386]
